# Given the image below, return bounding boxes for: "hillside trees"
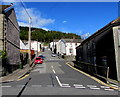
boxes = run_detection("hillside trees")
[20,26,81,43]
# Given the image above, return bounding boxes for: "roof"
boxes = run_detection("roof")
[53,39,59,42]
[0,5,14,14]
[80,17,120,45]
[61,39,83,43]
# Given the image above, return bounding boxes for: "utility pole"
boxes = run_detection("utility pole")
[37,39,38,56]
[28,17,31,66]
[20,0,32,67]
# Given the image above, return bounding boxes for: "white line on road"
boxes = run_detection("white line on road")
[100,86,110,88]
[53,69,56,74]
[51,66,53,69]
[55,76,62,87]
[73,84,83,87]
[1,86,11,88]
[111,85,118,87]
[89,87,100,90]
[87,85,97,87]
[104,89,114,91]
[61,85,71,88]
[61,84,69,86]
[55,76,71,88]
[75,86,86,89]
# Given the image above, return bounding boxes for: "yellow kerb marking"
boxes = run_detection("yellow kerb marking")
[18,74,29,81]
[66,62,120,90]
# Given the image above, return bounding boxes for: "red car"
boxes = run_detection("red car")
[34,57,43,64]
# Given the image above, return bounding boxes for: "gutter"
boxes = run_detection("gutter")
[3,4,14,13]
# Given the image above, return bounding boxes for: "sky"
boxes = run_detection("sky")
[2,1,119,38]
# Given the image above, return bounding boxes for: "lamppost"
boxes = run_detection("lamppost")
[28,17,31,66]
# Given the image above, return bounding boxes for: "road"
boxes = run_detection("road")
[2,49,119,96]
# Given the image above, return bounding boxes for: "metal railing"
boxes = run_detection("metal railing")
[77,61,109,80]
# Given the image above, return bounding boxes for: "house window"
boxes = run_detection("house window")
[93,56,96,65]
[92,42,96,49]
[87,43,90,50]
[69,48,73,53]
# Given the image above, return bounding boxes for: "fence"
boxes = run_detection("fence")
[76,61,109,81]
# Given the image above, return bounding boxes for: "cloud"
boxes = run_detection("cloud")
[15,7,55,28]
[81,33,91,39]
[62,21,67,23]
[2,0,17,2]
[42,27,49,31]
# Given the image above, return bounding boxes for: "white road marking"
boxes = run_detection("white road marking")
[100,86,110,88]
[51,66,53,69]
[53,69,56,74]
[1,86,11,88]
[75,86,86,89]
[73,84,83,87]
[55,76,62,87]
[87,85,97,87]
[111,85,118,87]
[61,84,69,86]
[90,87,100,90]
[74,84,86,89]
[61,85,71,88]
[55,76,70,87]
[104,89,114,91]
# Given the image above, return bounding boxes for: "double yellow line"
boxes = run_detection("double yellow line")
[66,62,120,91]
[17,74,30,81]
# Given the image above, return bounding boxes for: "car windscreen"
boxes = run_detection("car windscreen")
[36,58,41,60]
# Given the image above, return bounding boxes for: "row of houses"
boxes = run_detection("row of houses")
[20,40,43,55]
[0,5,43,76]
[49,39,83,60]
[0,5,20,76]
[75,17,120,82]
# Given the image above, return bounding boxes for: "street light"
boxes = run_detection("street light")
[28,17,31,66]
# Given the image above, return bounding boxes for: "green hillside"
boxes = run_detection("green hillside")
[20,26,81,43]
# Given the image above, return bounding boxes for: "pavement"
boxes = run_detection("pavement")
[0,63,35,83]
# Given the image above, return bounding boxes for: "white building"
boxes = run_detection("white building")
[20,40,43,54]
[57,39,82,56]
[20,40,27,50]
[30,41,42,52]
[49,40,59,52]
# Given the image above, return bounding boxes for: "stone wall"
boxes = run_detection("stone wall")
[5,8,20,66]
[0,14,4,51]
[0,14,4,76]
[0,7,20,75]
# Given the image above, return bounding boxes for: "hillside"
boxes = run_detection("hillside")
[20,26,81,43]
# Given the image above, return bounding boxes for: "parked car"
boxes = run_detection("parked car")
[51,53,57,57]
[38,55,45,60]
[34,57,43,64]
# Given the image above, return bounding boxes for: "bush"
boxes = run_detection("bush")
[0,50,7,60]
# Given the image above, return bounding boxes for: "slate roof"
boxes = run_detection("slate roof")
[0,5,13,14]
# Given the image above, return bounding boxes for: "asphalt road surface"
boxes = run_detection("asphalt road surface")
[2,48,120,97]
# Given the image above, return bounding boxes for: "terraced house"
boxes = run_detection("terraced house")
[0,5,20,76]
